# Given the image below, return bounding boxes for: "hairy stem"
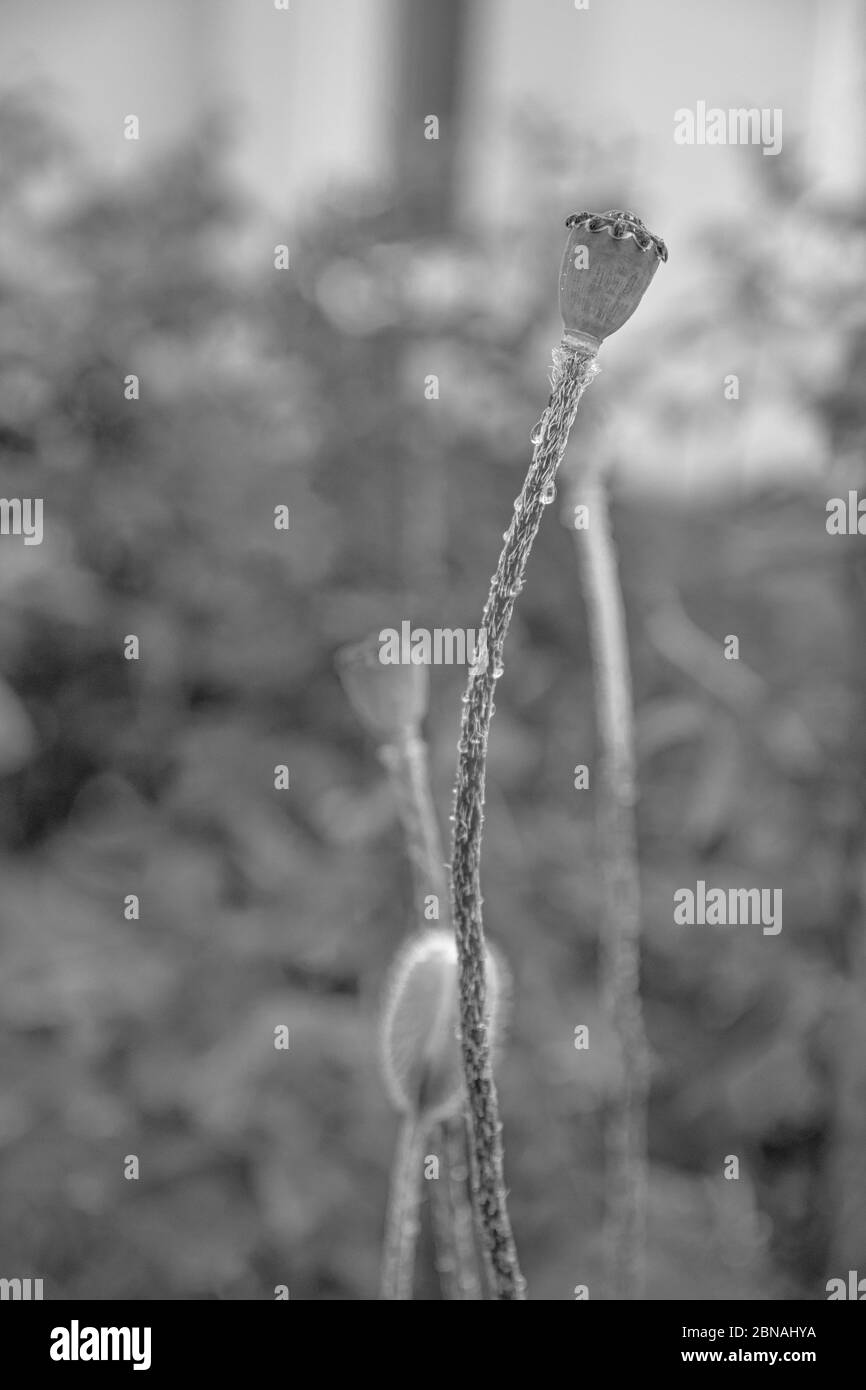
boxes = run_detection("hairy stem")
[572,465,649,1300]
[380,730,482,1298]
[381,1115,423,1300]
[450,343,599,1300]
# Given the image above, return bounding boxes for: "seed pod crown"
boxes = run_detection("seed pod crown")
[559,209,668,350]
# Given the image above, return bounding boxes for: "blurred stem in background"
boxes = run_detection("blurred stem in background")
[336,638,481,1299]
[381,1115,424,1299]
[379,736,448,924]
[825,525,866,1276]
[568,464,649,1300]
[428,1108,483,1299]
[378,731,483,1300]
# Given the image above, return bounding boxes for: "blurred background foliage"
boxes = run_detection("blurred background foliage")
[0,79,865,1299]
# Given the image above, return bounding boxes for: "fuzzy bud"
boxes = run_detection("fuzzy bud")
[380,929,507,1125]
[559,210,667,351]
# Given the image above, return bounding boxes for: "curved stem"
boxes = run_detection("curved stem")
[380,1116,423,1300]
[450,342,599,1300]
[572,466,649,1300]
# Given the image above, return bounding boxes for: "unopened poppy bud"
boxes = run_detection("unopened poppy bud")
[380,929,507,1125]
[336,632,428,743]
[559,210,668,351]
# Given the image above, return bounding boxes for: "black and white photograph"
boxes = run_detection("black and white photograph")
[0,0,864,1354]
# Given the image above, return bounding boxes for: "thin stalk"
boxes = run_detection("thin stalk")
[380,730,482,1299]
[571,465,649,1300]
[429,1114,483,1300]
[379,733,449,918]
[450,342,600,1300]
[826,547,866,1277]
[381,1116,423,1300]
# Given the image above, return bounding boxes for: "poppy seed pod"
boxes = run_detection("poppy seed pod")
[559,210,668,351]
[336,633,428,743]
[380,929,507,1126]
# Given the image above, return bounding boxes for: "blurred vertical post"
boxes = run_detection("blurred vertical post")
[806,0,866,205]
[390,0,470,594]
[390,0,469,231]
